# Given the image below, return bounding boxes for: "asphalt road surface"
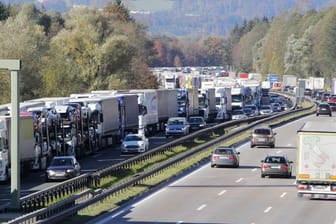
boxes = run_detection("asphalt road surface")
[88,114,336,224]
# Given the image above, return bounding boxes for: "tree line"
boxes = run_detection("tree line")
[1,1,336,104]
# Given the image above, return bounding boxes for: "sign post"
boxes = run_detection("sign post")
[0,59,21,210]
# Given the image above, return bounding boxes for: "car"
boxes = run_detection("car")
[165,117,190,137]
[304,88,312,96]
[243,107,254,117]
[244,104,259,116]
[328,102,336,111]
[250,126,276,148]
[259,105,273,115]
[121,133,149,153]
[316,103,332,116]
[271,103,282,112]
[260,155,293,178]
[210,146,240,168]
[231,109,247,120]
[46,156,81,181]
[188,116,206,130]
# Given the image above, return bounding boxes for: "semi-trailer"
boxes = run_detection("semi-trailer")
[296,121,336,198]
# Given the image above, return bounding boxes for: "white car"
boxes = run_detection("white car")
[121,134,149,153]
[259,105,273,115]
[231,109,247,120]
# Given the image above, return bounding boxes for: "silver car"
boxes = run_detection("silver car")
[210,146,240,168]
[250,126,276,148]
[121,133,149,153]
[261,155,293,178]
[46,156,81,181]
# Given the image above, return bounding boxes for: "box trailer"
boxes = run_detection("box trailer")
[296,121,336,198]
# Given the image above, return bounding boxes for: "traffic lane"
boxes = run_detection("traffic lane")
[94,114,335,224]
[0,133,174,204]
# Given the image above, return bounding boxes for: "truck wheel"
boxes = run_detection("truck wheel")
[271,144,275,148]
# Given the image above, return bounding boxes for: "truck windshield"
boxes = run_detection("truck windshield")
[232,95,242,102]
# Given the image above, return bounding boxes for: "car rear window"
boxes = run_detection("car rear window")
[215,148,233,155]
[254,129,271,135]
[266,157,286,163]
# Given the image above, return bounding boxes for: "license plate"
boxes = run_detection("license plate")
[271,165,280,169]
[311,185,330,191]
[219,156,229,159]
[257,138,265,142]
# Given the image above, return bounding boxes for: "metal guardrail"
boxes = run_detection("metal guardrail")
[7,98,315,224]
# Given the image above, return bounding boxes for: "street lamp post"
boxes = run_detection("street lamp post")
[0,59,21,210]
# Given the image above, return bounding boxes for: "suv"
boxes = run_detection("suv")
[316,103,332,116]
[165,117,190,137]
[250,126,276,148]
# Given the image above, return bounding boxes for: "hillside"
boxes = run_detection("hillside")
[6,0,336,36]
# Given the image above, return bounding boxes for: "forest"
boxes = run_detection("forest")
[1,1,336,103]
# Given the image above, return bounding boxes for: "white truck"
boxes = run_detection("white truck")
[296,121,336,198]
[156,89,178,130]
[231,87,245,109]
[282,75,297,91]
[177,88,199,118]
[0,115,37,182]
[305,77,325,91]
[215,87,232,121]
[197,88,217,122]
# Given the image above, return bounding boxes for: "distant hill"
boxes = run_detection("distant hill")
[6,0,336,36]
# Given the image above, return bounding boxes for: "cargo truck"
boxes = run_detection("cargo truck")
[156,89,178,130]
[282,75,297,91]
[296,121,336,198]
[177,88,199,118]
[215,87,232,121]
[0,115,37,182]
[197,88,217,122]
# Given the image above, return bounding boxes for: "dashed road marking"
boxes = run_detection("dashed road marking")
[280,192,287,198]
[218,190,227,196]
[197,204,207,211]
[251,168,257,172]
[264,206,272,213]
[276,150,282,154]
[236,178,243,183]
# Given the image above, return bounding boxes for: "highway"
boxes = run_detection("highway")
[0,135,168,206]
[89,114,336,224]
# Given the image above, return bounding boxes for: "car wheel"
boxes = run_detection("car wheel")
[288,172,292,178]
[211,164,215,168]
[250,144,254,148]
[330,113,332,117]
[261,173,265,178]
[316,113,319,116]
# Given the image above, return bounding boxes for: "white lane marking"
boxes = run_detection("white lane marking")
[177,221,184,224]
[197,204,207,211]
[251,168,257,172]
[276,150,282,154]
[111,210,125,218]
[218,190,227,196]
[133,188,167,207]
[293,181,297,185]
[264,206,272,213]
[280,192,287,198]
[236,178,243,183]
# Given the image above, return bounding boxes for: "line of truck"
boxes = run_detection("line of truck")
[0,74,272,182]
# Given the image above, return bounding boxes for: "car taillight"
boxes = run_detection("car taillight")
[229,155,234,160]
[262,164,269,169]
[298,185,307,190]
[281,165,288,171]
[212,155,219,160]
[267,134,273,138]
[332,186,336,192]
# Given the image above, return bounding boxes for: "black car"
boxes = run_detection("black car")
[46,156,81,181]
[316,103,332,116]
[188,116,206,130]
